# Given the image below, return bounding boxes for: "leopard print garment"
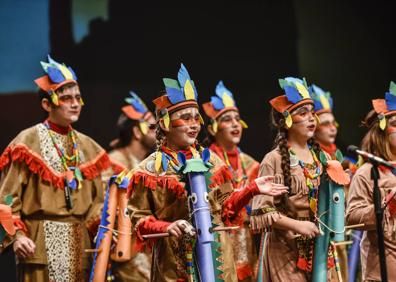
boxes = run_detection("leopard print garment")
[43,220,83,282]
[36,124,85,173]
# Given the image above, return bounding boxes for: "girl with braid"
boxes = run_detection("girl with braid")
[251,77,332,281]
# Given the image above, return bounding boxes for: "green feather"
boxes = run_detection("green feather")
[163,78,181,90]
[335,149,344,163]
[389,81,396,96]
[319,151,328,166]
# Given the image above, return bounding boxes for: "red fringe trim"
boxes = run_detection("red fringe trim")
[209,165,233,188]
[0,144,111,189]
[236,263,253,280]
[127,171,186,198]
[109,159,126,174]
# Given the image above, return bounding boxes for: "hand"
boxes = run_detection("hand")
[166,220,195,238]
[254,176,288,196]
[13,235,36,259]
[294,221,320,239]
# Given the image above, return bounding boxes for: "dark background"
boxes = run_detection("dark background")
[1,2,396,281]
[2,1,396,159]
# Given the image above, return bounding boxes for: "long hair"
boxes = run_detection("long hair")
[270,108,321,189]
[112,113,139,149]
[361,109,393,160]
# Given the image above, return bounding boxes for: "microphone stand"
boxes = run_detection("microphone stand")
[370,160,388,282]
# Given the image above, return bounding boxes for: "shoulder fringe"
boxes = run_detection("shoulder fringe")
[127,164,233,198]
[0,144,111,189]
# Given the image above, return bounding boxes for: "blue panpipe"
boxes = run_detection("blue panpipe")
[180,150,216,282]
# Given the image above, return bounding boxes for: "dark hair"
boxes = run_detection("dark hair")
[270,108,321,190]
[202,118,216,147]
[113,113,139,148]
[361,109,393,160]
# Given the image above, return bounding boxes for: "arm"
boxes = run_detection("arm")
[346,172,376,230]
[85,177,105,238]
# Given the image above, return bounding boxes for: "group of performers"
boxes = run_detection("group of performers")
[0,56,395,282]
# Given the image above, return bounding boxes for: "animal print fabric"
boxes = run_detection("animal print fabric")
[43,220,83,282]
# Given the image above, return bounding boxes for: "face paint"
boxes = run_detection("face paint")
[170,108,201,127]
[291,105,315,124]
[315,112,338,146]
[214,110,242,146]
[288,104,317,140]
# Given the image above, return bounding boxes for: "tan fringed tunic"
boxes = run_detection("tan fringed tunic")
[107,148,152,282]
[346,162,396,282]
[128,148,261,282]
[0,123,110,282]
[250,148,322,282]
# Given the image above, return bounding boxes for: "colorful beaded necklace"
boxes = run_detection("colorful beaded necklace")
[289,146,321,214]
[44,120,83,190]
[221,147,248,187]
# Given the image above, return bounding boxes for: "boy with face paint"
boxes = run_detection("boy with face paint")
[126,64,288,282]
[202,81,259,282]
[105,92,156,281]
[0,56,111,281]
[250,77,349,282]
[347,82,396,282]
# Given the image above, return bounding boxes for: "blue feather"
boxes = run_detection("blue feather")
[177,152,187,167]
[284,77,303,85]
[284,85,302,104]
[211,96,225,110]
[129,92,147,113]
[385,92,396,111]
[68,67,78,81]
[215,80,234,99]
[47,66,65,83]
[177,63,191,88]
[166,87,185,104]
[162,152,168,172]
[202,148,211,164]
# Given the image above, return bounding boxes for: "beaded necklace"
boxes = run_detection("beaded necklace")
[289,146,321,214]
[44,120,83,190]
[221,147,248,187]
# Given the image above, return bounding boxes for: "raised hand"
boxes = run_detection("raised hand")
[254,175,289,196]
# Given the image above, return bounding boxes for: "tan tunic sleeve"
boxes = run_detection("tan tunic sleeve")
[85,176,105,233]
[346,169,376,230]
[0,160,29,249]
[250,152,284,232]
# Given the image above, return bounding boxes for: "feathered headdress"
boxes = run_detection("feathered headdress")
[122,91,153,134]
[311,84,333,114]
[269,77,313,128]
[153,64,200,129]
[372,81,396,130]
[34,55,79,105]
[202,81,248,132]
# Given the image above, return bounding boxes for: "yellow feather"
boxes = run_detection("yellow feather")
[79,97,85,106]
[184,80,195,100]
[222,93,234,108]
[285,112,293,128]
[319,95,330,109]
[59,64,74,80]
[51,92,59,106]
[212,120,218,133]
[295,82,310,99]
[240,119,248,128]
[163,111,170,129]
[115,170,127,184]
[139,122,148,135]
[125,169,134,180]
[155,152,162,173]
[379,116,387,130]
[198,114,204,125]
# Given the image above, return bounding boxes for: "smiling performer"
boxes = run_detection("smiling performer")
[347,82,396,282]
[0,56,111,281]
[202,81,259,282]
[126,64,288,282]
[251,77,339,281]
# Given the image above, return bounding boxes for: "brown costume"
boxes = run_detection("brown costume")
[250,148,325,282]
[0,123,110,282]
[346,163,396,282]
